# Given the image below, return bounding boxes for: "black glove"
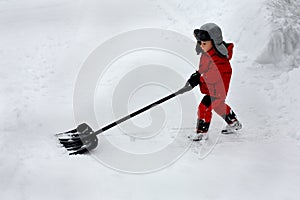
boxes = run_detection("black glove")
[195,41,202,55]
[187,71,200,88]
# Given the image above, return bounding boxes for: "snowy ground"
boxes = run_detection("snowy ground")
[1,0,300,199]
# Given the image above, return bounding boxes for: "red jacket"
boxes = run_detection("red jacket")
[198,43,234,99]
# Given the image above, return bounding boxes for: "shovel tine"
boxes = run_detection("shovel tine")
[59,137,82,144]
[61,140,83,148]
[69,146,89,155]
[55,128,77,137]
[66,144,85,151]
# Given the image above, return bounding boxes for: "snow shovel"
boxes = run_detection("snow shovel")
[56,80,195,155]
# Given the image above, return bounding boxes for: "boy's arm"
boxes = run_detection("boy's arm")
[198,58,210,74]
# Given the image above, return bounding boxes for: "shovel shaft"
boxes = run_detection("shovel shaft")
[94,84,192,136]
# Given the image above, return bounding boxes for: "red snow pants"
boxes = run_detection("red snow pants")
[198,95,231,123]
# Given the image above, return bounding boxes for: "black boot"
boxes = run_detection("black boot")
[223,110,238,124]
[221,110,242,134]
[196,119,210,133]
[187,119,210,141]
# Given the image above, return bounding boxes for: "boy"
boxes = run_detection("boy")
[187,23,242,141]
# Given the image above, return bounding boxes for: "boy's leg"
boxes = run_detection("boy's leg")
[212,100,231,121]
[213,100,238,124]
[213,100,242,133]
[197,95,213,132]
[190,95,213,141]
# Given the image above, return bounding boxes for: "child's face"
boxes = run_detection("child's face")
[200,40,213,53]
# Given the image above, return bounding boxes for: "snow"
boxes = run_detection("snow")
[1,0,300,199]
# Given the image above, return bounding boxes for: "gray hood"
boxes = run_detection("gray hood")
[199,23,228,58]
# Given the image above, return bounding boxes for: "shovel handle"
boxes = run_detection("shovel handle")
[94,83,193,136]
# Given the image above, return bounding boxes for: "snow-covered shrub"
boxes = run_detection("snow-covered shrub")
[257,0,300,69]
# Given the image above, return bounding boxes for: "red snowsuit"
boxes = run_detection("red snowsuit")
[197,43,234,122]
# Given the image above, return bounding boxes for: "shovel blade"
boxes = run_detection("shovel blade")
[56,123,98,155]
